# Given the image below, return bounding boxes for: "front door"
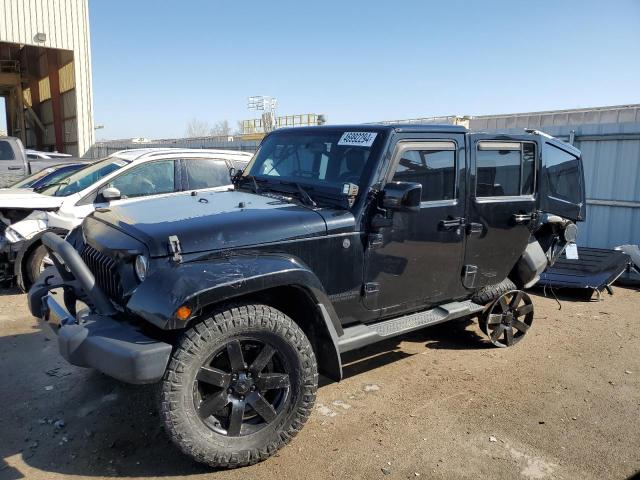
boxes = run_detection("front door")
[463,134,538,289]
[0,138,26,187]
[364,136,467,315]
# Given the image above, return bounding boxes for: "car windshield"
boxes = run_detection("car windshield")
[244,130,384,191]
[38,157,129,197]
[11,168,54,188]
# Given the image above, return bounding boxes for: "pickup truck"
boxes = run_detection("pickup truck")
[29,124,585,469]
[0,136,78,188]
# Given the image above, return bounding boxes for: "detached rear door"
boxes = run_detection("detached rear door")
[539,140,585,222]
[0,139,26,187]
[463,134,538,289]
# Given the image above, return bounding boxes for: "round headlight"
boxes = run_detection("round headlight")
[134,255,148,282]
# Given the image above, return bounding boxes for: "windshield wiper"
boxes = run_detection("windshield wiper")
[270,180,317,208]
[34,179,69,193]
[237,175,261,194]
[293,182,316,207]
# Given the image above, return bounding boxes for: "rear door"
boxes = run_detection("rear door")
[539,140,585,222]
[463,134,539,289]
[0,139,26,187]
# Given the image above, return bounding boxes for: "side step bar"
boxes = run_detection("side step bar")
[338,300,485,353]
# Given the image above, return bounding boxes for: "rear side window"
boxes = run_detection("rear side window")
[0,140,16,160]
[184,159,231,189]
[476,142,535,197]
[392,143,456,201]
[544,144,581,202]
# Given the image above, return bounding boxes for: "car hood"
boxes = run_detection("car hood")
[0,188,65,210]
[90,190,336,257]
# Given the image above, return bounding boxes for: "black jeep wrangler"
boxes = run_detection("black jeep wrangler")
[28,125,584,468]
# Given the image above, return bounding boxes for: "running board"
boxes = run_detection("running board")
[338,300,485,353]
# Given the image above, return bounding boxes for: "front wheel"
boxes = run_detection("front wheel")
[160,303,318,468]
[26,244,52,287]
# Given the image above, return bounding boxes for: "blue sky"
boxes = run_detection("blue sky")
[89,0,640,140]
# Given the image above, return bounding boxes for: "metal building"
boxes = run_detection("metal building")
[0,0,94,156]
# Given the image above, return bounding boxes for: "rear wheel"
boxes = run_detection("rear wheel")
[479,290,534,347]
[160,303,318,468]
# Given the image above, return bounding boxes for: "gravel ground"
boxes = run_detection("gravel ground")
[0,285,638,480]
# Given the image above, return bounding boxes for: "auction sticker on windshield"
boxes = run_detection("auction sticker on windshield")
[338,132,378,147]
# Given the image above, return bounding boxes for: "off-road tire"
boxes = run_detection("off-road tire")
[26,244,49,287]
[160,303,318,469]
[471,278,517,306]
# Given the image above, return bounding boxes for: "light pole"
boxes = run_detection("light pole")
[247,96,278,133]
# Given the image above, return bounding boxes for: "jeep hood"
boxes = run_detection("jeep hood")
[0,188,65,210]
[90,190,334,257]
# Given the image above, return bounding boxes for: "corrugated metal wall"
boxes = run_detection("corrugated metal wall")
[0,0,94,155]
[469,104,640,130]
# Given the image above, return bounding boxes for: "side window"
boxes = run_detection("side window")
[391,142,456,202]
[0,141,16,160]
[544,144,581,202]
[184,159,231,189]
[108,160,176,199]
[476,142,536,197]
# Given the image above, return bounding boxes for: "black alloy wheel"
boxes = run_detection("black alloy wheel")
[194,338,291,437]
[161,303,318,469]
[480,290,534,347]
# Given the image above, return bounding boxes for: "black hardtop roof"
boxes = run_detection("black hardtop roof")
[274,124,468,135]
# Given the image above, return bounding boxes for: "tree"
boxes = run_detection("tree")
[210,120,231,137]
[185,118,210,137]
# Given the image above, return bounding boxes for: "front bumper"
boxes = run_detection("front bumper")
[28,233,172,384]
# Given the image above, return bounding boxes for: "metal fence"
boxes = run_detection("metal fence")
[85,136,260,159]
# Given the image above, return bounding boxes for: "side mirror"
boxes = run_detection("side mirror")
[382,181,422,212]
[101,186,121,202]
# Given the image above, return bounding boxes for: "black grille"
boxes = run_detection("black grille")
[81,244,123,301]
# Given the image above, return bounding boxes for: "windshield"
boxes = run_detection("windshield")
[11,168,53,188]
[38,157,129,197]
[244,130,384,191]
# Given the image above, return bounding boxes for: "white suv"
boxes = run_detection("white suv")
[0,148,252,288]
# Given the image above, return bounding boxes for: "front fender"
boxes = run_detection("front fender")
[127,253,345,380]
[15,227,69,291]
[127,253,342,333]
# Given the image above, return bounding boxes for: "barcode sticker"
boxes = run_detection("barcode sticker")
[338,131,377,147]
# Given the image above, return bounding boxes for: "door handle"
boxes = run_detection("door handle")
[8,166,22,170]
[467,222,483,234]
[439,217,465,230]
[512,213,533,224]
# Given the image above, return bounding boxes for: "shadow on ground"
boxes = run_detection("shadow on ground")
[0,315,493,478]
[0,327,213,478]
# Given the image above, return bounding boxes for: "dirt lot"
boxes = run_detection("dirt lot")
[0,286,638,480]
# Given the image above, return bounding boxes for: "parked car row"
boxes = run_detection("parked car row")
[0,148,252,287]
[23,125,585,469]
